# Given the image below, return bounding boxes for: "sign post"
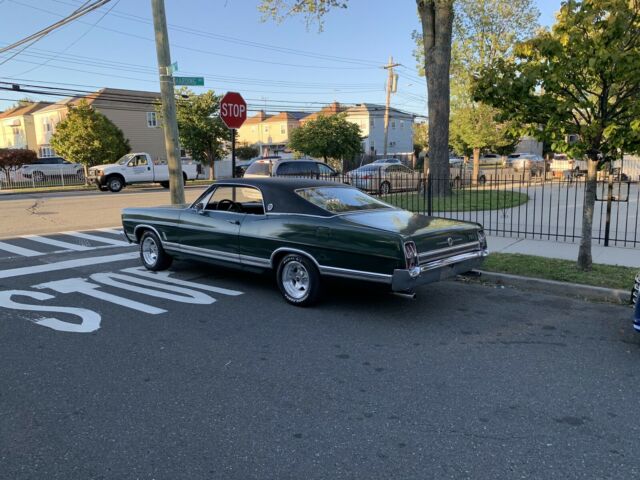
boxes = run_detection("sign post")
[219,92,247,178]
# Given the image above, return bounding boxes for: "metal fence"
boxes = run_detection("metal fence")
[310,170,640,248]
[0,167,85,191]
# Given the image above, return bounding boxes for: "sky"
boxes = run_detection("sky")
[0,0,562,114]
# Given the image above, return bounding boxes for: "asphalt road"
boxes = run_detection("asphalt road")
[0,228,639,479]
[0,185,205,239]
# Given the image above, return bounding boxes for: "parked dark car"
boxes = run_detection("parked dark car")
[122,178,488,306]
[243,158,338,178]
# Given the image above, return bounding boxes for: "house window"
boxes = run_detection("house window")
[400,120,404,129]
[42,119,51,132]
[146,112,158,128]
[39,146,55,158]
[11,126,20,135]
[370,118,375,127]
[264,126,269,133]
[280,124,286,135]
[391,120,396,129]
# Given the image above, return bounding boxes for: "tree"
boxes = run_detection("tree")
[235,144,260,161]
[169,87,229,180]
[443,0,538,181]
[0,148,36,180]
[473,0,640,270]
[258,0,455,194]
[288,113,362,169]
[50,101,130,180]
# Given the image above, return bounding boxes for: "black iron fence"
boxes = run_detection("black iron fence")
[308,170,640,248]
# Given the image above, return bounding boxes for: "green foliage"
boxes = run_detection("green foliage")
[473,0,640,160]
[0,148,37,176]
[169,87,230,166]
[288,113,362,163]
[50,101,130,167]
[235,144,260,161]
[413,122,429,151]
[449,104,519,157]
[258,0,347,30]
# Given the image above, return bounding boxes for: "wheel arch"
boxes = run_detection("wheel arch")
[133,224,163,244]
[105,172,125,184]
[270,247,321,272]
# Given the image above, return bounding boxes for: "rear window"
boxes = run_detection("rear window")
[276,161,318,176]
[296,186,392,213]
[245,161,272,176]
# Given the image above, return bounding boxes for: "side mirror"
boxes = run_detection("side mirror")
[194,202,205,215]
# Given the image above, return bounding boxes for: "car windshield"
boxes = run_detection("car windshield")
[245,161,272,175]
[116,154,136,165]
[296,186,393,213]
[354,164,383,172]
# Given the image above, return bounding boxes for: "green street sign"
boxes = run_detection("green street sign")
[174,76,204,86]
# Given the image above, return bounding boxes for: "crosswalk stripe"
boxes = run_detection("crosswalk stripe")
[24,235,93,251]
[61,231,130,247]
[0,240,43,257]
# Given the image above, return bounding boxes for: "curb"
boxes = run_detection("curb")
[464,270,631,305]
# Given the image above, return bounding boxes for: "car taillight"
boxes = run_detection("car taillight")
[404,241,418,269]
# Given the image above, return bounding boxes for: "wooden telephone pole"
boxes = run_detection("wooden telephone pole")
[383,56,400,157]
[151,0,184,205]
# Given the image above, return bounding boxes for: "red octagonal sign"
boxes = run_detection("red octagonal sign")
[220,91,247,129]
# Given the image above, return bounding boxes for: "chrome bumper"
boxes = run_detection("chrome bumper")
[391,249,488,292]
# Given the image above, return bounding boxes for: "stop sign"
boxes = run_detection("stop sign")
[220,92,247,129]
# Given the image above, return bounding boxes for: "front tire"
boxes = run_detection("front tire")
[107,175,124,192]
[276,254,321,307]
[139,231,173,271]
[379,181,391,195]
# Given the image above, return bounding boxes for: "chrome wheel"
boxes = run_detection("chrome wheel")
[142,236,159,266]
[281,260,310,300]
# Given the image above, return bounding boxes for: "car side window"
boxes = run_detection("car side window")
[205,186,264,214]
[276,162,295,175]
[318,163,335,175]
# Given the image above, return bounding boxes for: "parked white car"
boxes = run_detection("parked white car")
[88,152,199,192]
[506,153,545,173]
[20,157,84,182]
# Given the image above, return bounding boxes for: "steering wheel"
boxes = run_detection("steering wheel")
[217,198,241,212]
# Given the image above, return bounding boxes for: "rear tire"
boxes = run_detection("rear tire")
[33,171,45,182]
[276,254,321,307]
[379,181,391,195]
[139,231,173,271]
[160,181,170,189]
[478,175,487,186]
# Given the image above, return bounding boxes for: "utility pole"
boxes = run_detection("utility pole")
[151,0,184,205]
[383,56,400,157]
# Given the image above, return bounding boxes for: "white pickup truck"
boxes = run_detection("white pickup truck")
[88,152,200,192]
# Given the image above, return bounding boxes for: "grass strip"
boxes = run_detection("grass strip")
[384,190,529,212]
[482,253,636,291]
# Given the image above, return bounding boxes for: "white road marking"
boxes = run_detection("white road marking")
[0,251,138,279]
[34,277,166,315]
[0,240,43,257]
[61,231,130,246]
[24,234,93,251]
[95,227,124,236]
[122,267,244,296]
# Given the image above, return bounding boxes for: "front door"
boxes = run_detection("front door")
[127,155,153,183]
[178,185,247,264]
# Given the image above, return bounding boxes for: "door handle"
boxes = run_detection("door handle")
[227,219,240,225]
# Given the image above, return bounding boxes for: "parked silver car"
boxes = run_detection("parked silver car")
[506,153,544,173]
[347,162,422,194]
[243,158,338,178]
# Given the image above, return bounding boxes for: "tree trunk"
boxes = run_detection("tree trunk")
[577,157,598,271]
[83,164,89,186]
[418,0,454,197]
[472,147,480,186]
[209,161,215,181]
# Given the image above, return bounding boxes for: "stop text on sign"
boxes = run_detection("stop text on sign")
[219,91,247,129]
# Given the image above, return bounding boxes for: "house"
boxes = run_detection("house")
[0,102,52,151]
[237,110,308,157]
[344,103,414,156]
[31,88,167,162]
[236,101,415,158]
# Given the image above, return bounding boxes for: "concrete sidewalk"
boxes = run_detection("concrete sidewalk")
[487,235,640,268]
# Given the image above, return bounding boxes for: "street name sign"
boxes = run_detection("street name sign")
[174,76,204,86]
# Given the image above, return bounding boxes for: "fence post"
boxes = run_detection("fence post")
[60,168,65,187]
[604,172,614,246]
[427,174,433,216]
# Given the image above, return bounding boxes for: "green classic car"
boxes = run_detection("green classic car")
[121,178,488,306]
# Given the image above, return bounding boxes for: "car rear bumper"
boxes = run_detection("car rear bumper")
[391,249,488,292]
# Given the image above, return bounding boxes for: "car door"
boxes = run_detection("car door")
[127,155,154,183]
[178,185,246,264]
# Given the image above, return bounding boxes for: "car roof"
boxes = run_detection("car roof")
[204,177,351,216]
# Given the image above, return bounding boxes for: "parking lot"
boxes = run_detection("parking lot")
[1,219,639,479]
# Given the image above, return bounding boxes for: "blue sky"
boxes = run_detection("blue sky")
[0,0,562,114]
